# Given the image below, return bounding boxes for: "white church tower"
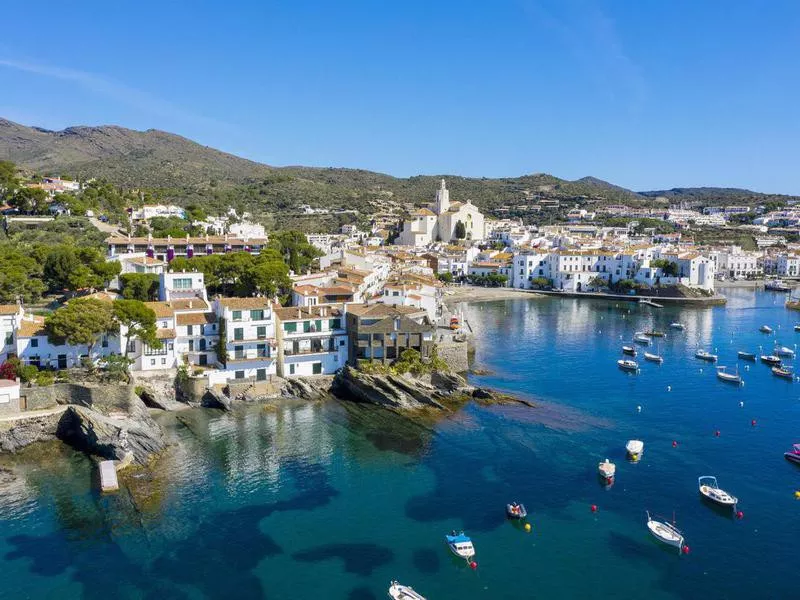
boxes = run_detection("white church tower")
[434,179,450,214]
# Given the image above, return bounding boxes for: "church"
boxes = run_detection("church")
[397,180,485,246]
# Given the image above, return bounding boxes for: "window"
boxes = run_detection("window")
[30,338,38,348]
[235,370,245,379]
[187,325,193,335]
[234,328,244,341]
[250,309,264,321]
[284,322,297,333]
[173,277,193,289]
[232,310,242,321]
[256,326,266,339]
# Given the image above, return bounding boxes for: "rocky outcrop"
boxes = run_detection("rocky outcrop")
[332,365,448,410]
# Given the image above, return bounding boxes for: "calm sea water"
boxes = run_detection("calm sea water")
[2,289,799,599]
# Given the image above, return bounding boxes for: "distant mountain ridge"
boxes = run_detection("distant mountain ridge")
[1,118,796,211]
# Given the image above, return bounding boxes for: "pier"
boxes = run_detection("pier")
[99,460,119,492]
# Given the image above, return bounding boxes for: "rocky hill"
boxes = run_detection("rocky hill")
[1,118,797,215]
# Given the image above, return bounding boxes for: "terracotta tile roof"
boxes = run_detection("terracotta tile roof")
[156,328,176,339]
[218,297,273,309]
[176,312,216,326]
[18,317,46,338]
[0,304,20,316]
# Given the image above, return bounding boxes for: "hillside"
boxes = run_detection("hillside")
[1,119,797,219]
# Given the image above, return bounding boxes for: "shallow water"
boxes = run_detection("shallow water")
[1,289,799,599]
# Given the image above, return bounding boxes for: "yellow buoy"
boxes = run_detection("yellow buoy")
[524,523,532,532]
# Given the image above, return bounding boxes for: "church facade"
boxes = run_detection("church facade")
[397,180,485,246]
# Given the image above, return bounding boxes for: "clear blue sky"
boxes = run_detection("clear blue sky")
[2,0,799,193]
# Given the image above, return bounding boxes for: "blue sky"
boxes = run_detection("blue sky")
[2,0,799,193]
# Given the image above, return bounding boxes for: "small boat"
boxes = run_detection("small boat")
[644,351,664,364]
[633,332,651,345]
[598,459,616,481]
[626,439,644,461]
[784,443,800,465]
[766,279,791,292]
[772,366,794,380]
[737,351,756,361]
[716,366,743,385]
[669,322,685,330]
[760,325,773,334]
[760,354,782,366]
[646,511,685,552]
[644,330,666,338]
[622,345,637,356]
[445,531,475,560]
[506,502,527,519]
[698,476,738,508]
[388,581,427,600]
[774,345,795,358]
[618,359,639,372]
[695,350,718,362]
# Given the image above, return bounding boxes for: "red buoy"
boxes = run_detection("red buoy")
[591,504,598,513]
[470,561,478,570]
[715,430,720,437]
[682,545,690,554]
[736,511,744,520]
[672,440,678,448]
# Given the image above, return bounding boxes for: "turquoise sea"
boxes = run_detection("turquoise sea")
[2,289,799,599]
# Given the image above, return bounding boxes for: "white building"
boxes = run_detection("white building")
[398,180,485,246]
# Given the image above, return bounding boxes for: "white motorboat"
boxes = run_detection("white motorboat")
[695,349,718,362]
[646,511,685,552]
[760,325,773,334]
[633,332,651,345]
[617,359,639,372]
[698,476,738,508]
[716,366,743,385]
[644,351,663,363]
[669,322,685,330]
[774,345,795,358]
[626,439,644,461]
[445,531,475,560]
[388,581,427,600]
[598,459,616,481]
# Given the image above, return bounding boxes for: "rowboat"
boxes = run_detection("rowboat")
[760,354,782,366]
[626,439,644,461]
[646,511,685,553]
[698,476,738,508]
[618,359,639,372]
[737,351,756,361]
[772,366,794,380]
[644,352,664,364]
[388,581,427,600]
[716,366,743,385]
[695,349,718,362]
[598,459,616,481]
[622,345,637,356]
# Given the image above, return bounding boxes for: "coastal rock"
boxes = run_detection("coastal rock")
[332,365,445,410]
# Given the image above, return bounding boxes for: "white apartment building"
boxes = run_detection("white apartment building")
[274,305,348,377]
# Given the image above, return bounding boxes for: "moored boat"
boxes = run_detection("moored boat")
[506,502,527,519]
[698,476,738,508]
[760,325,773,334]
[598,459,616,481]
[737,351,756,361]
[695,349,718,362]
[445,531,475,560]
[760,354,782,366]
[633,332,651,345]
[644,351,664,363]
[388,581,427,600]
[669,322,685,330]
[626,439,644,461]
[618,359,639,372]
[784,443,800,465]
[646,512,685,553]
[772,365,794,380]
[716,366,743,385]
[622,345,637,356]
